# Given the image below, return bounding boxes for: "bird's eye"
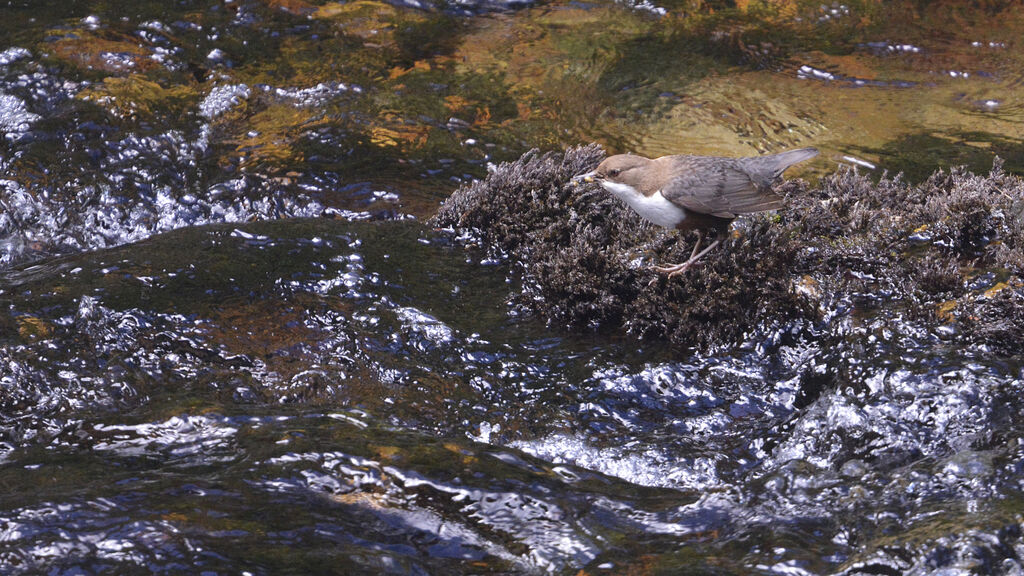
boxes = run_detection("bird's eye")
[609,169,621,177]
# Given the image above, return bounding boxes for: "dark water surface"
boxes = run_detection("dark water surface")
[2,0,1024,574]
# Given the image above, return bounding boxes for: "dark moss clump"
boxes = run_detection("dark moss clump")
[962,289,1024,356]
[431,146,1024,351]
[432,145,812,348]
[772,160,1024,351]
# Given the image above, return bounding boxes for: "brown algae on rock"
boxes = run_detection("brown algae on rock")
[431,145,1024,351]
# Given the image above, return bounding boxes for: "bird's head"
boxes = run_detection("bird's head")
[571,154,651,199]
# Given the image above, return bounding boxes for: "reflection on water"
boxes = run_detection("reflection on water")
[1,0,1024,573]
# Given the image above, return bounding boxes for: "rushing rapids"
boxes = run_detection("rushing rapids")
[2,0,1024,574]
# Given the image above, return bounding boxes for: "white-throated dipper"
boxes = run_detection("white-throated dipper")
[573,147,818,276]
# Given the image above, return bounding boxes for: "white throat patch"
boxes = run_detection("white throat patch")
[600,180,686,228]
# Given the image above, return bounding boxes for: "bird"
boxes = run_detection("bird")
[572,147,818,276]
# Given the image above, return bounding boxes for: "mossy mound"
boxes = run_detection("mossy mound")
[431,145,1024,351]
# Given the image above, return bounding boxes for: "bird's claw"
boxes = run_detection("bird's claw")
[653,261,699,277]
[647,266,691,286]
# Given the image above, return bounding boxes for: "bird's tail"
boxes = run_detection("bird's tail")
[763,147,819,178]
[724,148,818,214]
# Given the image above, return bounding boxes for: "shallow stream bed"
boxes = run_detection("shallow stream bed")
[2,0,1024,574]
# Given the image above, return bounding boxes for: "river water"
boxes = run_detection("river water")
[1,0,1023,574]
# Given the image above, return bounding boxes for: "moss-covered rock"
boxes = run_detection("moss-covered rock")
[432,145,1024,351]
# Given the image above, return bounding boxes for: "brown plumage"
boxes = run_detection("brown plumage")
[574,147,818,275]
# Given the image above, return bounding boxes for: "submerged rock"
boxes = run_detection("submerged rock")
[431,146,1024,351]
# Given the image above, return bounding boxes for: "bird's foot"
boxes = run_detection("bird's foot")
[648,261,698,285]
[649,236,721,282]
[653,260,701,277]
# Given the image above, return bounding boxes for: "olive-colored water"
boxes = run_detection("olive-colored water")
[1,0,1023,574]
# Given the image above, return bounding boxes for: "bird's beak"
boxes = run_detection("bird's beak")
[571,171,598,186]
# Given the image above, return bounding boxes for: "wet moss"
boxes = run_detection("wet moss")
[905,253,964,298]
[964,288,1024,356]
[432,145,1024,351]
[431,145,810,348]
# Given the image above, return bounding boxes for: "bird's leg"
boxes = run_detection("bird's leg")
[669,237,721,277]
[653,231,701,275]
[685,231,703,261]
[652,231,721,277]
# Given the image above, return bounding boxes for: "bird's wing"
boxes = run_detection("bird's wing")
[659,156,784,218]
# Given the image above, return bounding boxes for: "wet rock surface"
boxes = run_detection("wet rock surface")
[433,145,1024,354]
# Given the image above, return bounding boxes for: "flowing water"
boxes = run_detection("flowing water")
[1,0,1024,574]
